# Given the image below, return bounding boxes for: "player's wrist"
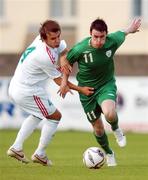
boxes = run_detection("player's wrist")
[121,28,131,35]
[75,86,82,93]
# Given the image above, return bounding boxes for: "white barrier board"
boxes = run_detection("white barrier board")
[0,77,148,132]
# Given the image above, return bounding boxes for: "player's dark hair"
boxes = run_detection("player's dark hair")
[39,20,61,40]
[90,18,108,33]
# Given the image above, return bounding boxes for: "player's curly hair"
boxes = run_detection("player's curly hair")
[90,18,108,33]
[39,20,61,41]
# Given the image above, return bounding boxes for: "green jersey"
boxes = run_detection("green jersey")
[67,31,125,89]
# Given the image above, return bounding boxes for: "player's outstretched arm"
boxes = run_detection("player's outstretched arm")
[123,17,141,35]
[66,80,94,96]
[54,76,94,98]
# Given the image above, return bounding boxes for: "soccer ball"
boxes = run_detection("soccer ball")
[83,147,106,169]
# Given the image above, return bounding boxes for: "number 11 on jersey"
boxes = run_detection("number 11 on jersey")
[83,53,93,63]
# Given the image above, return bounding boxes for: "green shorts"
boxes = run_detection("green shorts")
[79,81,117,122]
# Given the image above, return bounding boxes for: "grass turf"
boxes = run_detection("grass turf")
[0,130,148,180]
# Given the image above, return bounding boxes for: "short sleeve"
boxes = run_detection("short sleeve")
[67,47,80,65]
[108,31,126,48]
[36,48,61,79]
[58,40,67,53]
[43,66,61,79]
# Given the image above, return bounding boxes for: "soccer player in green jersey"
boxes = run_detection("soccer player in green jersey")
[59,18,141,166]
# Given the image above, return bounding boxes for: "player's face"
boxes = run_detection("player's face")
[90,29,107,48]
[46,31,61,48]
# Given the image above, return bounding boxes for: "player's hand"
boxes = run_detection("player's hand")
[58,85,73,98]
[126,18,141,34]
[79,86,94,96]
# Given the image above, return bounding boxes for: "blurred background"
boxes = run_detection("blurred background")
[0,0,148,132]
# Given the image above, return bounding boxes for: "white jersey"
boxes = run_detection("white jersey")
[8,36,67,119]
[10,35,66,88]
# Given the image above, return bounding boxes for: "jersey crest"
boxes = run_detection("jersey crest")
[106,50,112,58]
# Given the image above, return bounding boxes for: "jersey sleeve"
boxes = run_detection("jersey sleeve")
[43,64,61,79]
[67,47,80,65]
[58,40,67,53]
[37,51,61,79]
[108,31,126,48]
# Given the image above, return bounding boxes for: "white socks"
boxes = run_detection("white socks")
[11,115,41,150]
[34,119,59,156]
[10,116,60,157]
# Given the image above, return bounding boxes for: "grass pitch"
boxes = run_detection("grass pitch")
[0,130,148,180]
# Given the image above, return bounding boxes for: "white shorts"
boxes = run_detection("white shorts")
[9,82,56,120]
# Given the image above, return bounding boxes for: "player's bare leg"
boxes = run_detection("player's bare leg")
[101,99,126,147]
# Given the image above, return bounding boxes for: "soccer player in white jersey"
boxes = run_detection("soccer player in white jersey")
[7,20,94,166]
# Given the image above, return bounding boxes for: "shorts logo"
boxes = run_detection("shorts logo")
[48,100,53,106]
[106,50,112,57]
[108,93,114,96]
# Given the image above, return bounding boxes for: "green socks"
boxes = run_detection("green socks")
[94,132,112,154]
[107,113,119,131]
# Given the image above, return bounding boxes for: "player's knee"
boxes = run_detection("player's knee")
[45,110,62,120]
[55,112,62,120]
[104,110,116,122]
